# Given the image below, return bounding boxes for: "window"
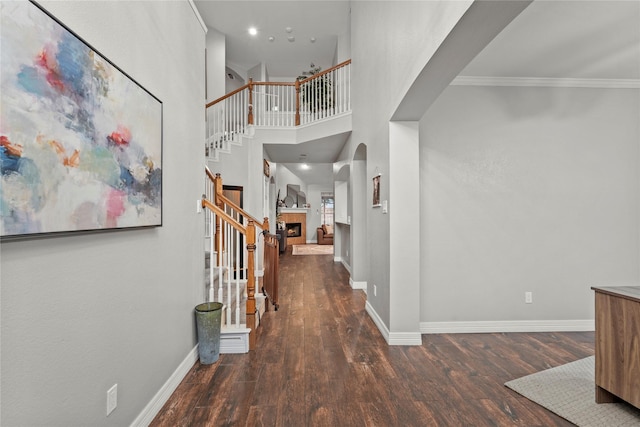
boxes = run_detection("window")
[321,193,334,226]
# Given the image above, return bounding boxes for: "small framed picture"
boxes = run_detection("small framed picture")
[263,159,270,177]
[372,174,381,207]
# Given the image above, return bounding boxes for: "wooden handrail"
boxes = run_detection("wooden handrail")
[205,59,351,109]
[252,82,296,87]
[205,166,216,182]
[205,83,250,109]
[205,167,267,230]
[201,199,247,235]
[217,193,265,230]
[298,59,352,84]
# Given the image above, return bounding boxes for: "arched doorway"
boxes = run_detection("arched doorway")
[350,143,367,290]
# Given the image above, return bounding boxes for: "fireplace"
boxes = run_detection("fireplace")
[286,222,302,238]
[280,211,306,245]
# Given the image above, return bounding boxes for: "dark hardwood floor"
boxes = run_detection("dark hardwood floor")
[151,248,594,426]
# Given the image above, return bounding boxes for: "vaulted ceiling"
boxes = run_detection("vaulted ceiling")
[195,1,639,185]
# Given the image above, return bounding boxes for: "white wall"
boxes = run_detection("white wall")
[420,85,640,323]
[348,1,472,332]
[276,164,307,205]
[0,2,205,425]
[206,27,225,102]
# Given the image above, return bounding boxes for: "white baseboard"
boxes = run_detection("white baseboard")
[334,256,341,263]
[389,332,423,346]
[365,301,389,343]
[340,259,351,274]
[364,301,424,346]
[349,278,366,290]
[420,319,595,334]
[130,345,198,427]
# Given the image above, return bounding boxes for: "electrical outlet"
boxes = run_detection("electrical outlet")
[107,384,117,416]
[525,292,533,304]
[373,284,377,296]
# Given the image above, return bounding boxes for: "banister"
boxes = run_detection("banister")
[297,59,352,84]
[205,166,267,230]
[205,165,216,182]
[204,59,351,157]
[205,83,250,109]
[202,199,247,235]
[252,82,296,87]
[217,193,266,230]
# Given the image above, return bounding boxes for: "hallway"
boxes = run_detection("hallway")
[151,249,593,426]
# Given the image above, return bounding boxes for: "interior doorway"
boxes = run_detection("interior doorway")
[223,185,244,278]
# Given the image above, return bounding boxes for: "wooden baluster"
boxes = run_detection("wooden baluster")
[295,79,301,126]
[246,220,257,350]
[248,79,254,125]
[263,217,270,234]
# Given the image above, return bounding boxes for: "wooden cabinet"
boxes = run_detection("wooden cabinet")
[591,286,640,409]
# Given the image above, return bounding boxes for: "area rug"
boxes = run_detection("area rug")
[505,356,640,426]
[292,245,333,255]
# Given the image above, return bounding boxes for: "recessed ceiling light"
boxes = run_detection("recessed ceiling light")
[268,36,275,42]
[310,37,316,43]
[301,163,310,170]
[285,27,293,33]
[287,36,295,42]
[248,27,258,36]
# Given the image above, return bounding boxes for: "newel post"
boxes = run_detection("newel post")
[263,217,270,234]
[246,219,257,350]
[295,79,301,126]
[248,78,254,125]
[213,173,224,263]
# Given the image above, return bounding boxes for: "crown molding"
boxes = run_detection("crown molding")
[452,76,640,89]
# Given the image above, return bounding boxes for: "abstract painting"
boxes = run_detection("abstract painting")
[0,1,162,239]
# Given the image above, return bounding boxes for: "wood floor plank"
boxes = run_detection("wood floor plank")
[151,248,593,426]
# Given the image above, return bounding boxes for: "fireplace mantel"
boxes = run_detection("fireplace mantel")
[280,208,308,214]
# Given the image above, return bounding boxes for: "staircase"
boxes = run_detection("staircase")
[202,168,273,353]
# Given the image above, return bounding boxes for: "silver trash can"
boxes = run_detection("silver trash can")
[195,302,223,364]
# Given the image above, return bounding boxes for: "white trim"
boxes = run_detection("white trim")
[388,332,422,346]
[365,301,389,343]
[187,0,208,34]
[349,278,367,290]
[365,301,422,346]
[334,256,341,263]
[130,346,198,427]
[255,269,264,278]
[420,319,595,334]
[340,259,351,274]
[452,76,640,89]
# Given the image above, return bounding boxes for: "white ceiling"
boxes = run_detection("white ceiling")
[460,0,640,80]
[196,1,639,185]
[194,0,350,78]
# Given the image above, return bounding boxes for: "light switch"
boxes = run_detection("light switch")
[382,200,388,214]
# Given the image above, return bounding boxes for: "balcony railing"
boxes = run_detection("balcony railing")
[205,60,351,156]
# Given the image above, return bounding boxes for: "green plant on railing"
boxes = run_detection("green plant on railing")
[297,63,333,113]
